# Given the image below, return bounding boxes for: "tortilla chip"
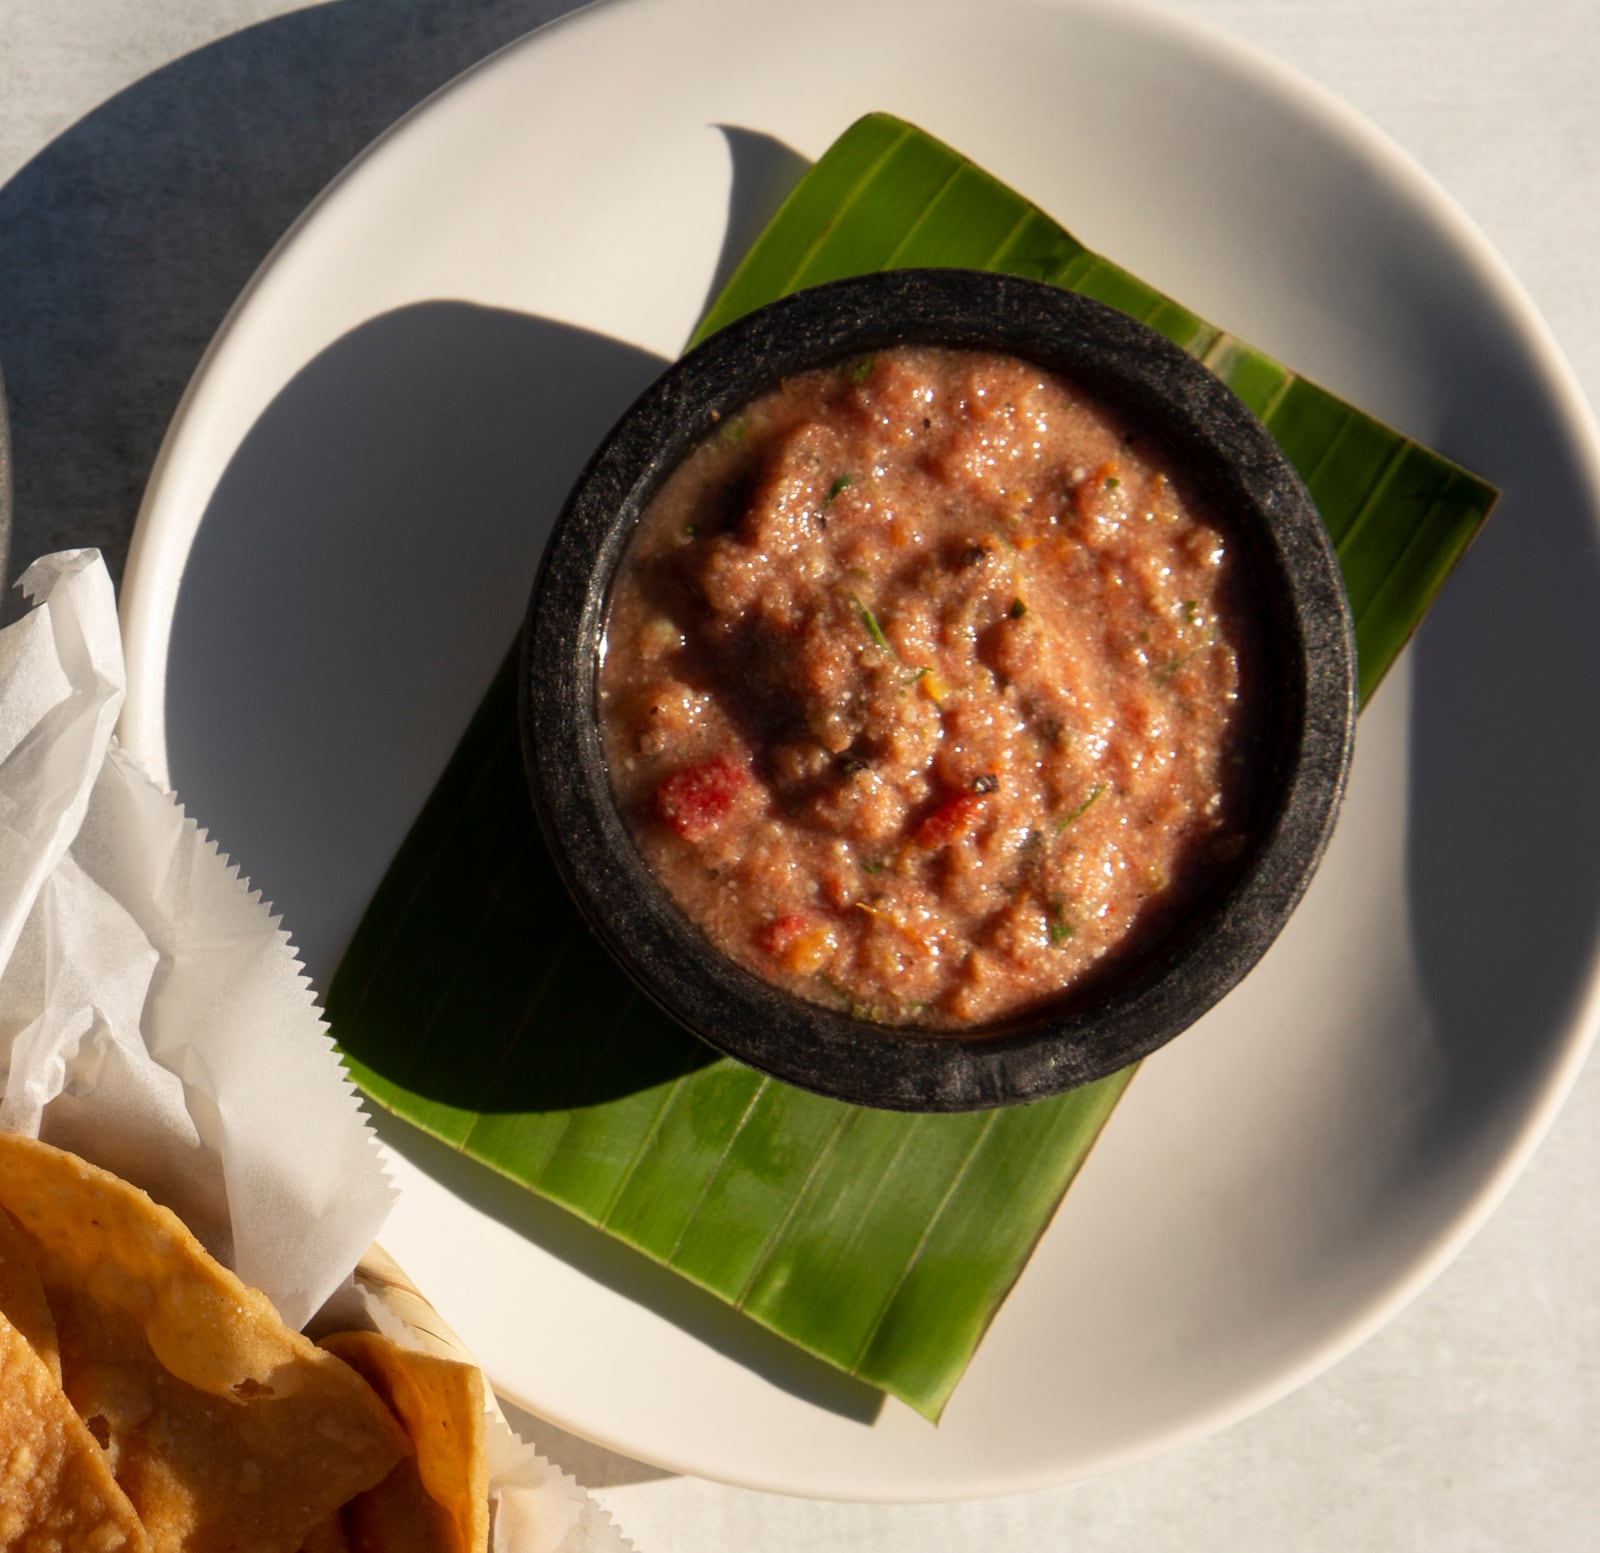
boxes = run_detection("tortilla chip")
[0,1305,149,1552]
[0,1202,59,1383]
[341,1454,456,1553]
[0,1136,410,1553]
[297,1513,350,1553]
[319,1331,489,1553]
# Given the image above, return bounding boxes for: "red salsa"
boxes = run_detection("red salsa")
[598,346,1263,1028]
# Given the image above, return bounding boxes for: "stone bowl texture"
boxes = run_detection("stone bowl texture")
[519,269,1356,1112]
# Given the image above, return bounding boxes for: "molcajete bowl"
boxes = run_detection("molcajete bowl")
[519,269,1356,1112]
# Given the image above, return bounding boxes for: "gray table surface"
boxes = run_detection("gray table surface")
[3,2,1596,1549]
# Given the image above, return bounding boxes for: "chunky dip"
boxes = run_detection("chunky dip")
[597,345,1264,1029]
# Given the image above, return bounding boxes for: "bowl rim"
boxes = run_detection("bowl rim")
[519,268,1356,1111]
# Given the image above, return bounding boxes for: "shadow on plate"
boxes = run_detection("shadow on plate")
[1381,204,1600,1182]
[697,126,811,323]
[164,300,667,1004]
[1403,338,1600,1160]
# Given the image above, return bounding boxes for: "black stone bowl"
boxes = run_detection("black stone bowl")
[519,269,1356,1112]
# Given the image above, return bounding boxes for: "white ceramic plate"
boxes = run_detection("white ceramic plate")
[119,0,1600,1501]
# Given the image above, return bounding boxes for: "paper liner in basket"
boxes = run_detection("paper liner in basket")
[0,550,632,1551]
[0,549,390,1320]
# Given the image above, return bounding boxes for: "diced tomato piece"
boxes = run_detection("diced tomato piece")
[655,755,748,841]
[756,914,812,957]
[756,912,836,974]
[913,790,986,849]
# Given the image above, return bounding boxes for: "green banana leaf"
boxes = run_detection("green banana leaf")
[327,113,1497,1422]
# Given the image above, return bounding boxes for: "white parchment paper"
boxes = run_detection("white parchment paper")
[0,549,390,1323]
[0,550,633,1552]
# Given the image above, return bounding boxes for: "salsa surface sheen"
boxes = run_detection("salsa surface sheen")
[598,346,1263,1028]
